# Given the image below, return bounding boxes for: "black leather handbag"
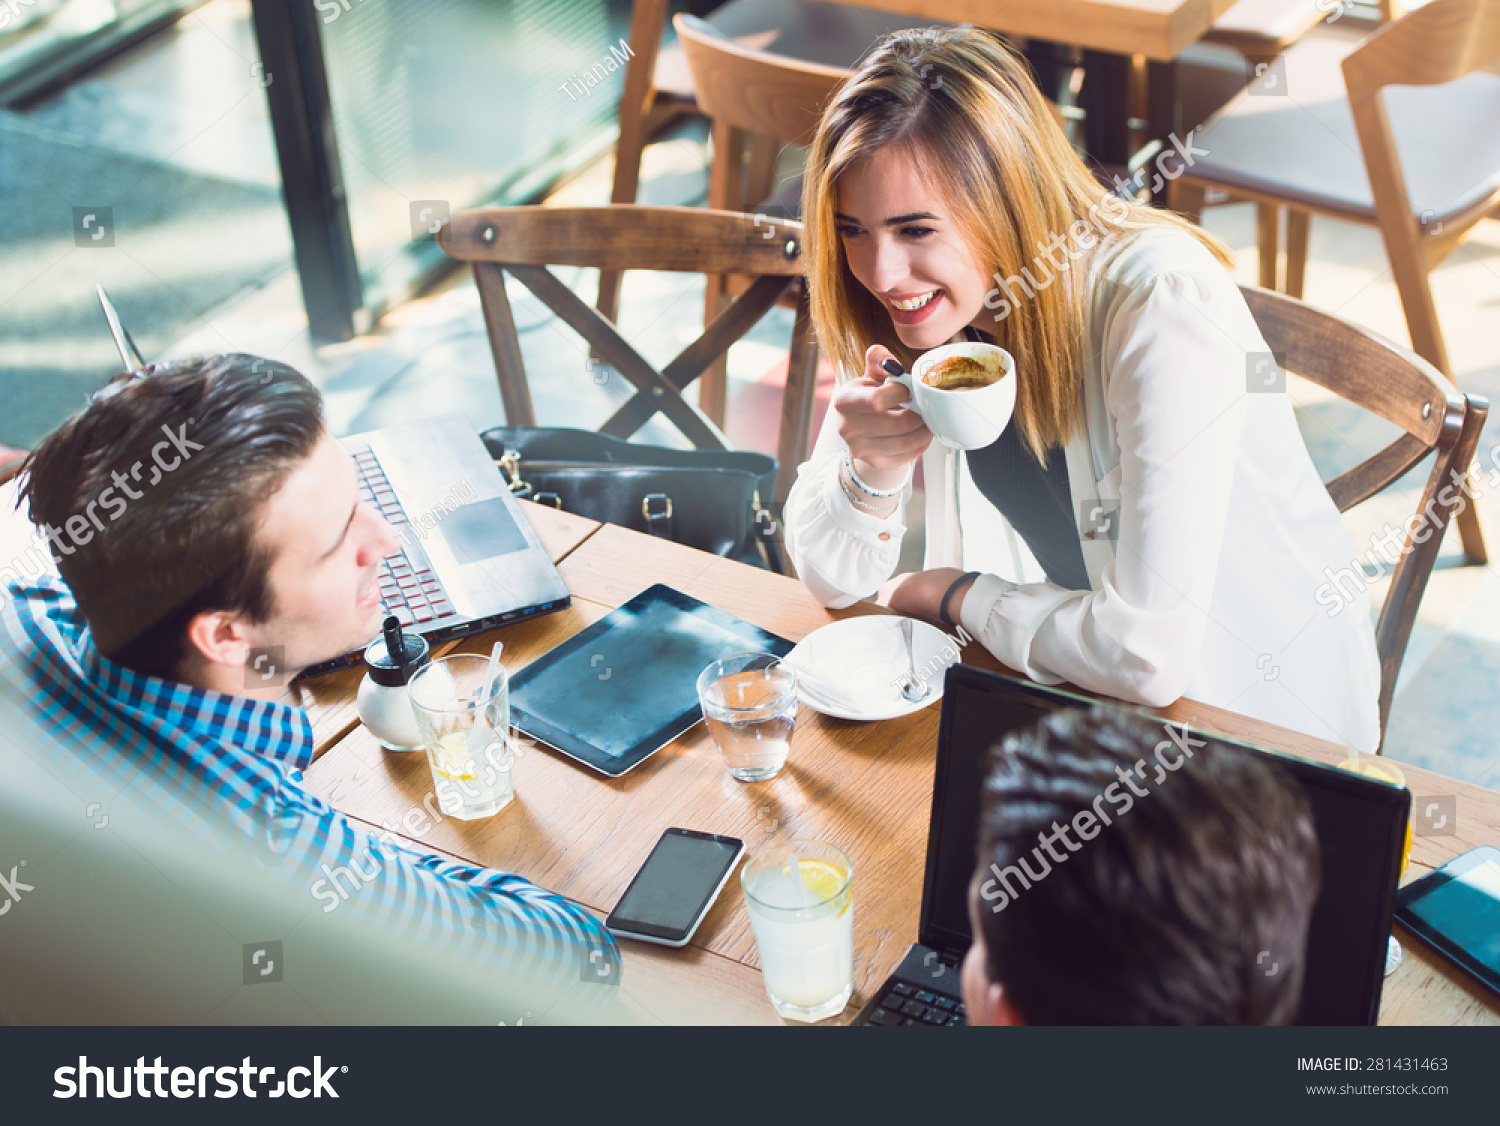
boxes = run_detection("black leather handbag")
[480,427,785,574]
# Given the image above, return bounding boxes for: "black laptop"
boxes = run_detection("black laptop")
[854,665,1410,1026]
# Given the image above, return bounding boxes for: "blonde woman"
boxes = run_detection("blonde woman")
[782,28,1381,751]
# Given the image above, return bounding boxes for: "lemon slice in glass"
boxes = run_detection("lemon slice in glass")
[799,858,848,910]
[431,731,478,780]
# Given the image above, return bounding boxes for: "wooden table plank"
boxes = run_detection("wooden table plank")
[518,499,603,566]
[1380,925,1500,1027]
[338,810,777,1025]
[826,0,1237,61]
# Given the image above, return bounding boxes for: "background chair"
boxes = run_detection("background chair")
[437,205,819,507]
[1171,0,1500,562]
[675,12,848,426]
[599,0,940,327]
[1240,284,1488,746]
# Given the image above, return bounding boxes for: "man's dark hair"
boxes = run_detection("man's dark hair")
[17,355,324,680]
[976,706,1320,1025]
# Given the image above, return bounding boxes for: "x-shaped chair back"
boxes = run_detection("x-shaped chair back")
[438,205,818,504]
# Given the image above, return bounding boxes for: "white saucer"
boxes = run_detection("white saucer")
[786,616,962,722]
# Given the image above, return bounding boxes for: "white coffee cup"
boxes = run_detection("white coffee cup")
[887,341,1016,451]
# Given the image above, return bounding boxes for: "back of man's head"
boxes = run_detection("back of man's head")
[17,356,323,679]
[973,706,1319,1025]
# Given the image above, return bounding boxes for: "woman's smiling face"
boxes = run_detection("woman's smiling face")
[834,144,992,351]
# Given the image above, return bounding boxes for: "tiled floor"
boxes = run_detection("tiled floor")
[19,2,1500,786]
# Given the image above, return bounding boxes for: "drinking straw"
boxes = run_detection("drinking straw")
[480,640,504,712]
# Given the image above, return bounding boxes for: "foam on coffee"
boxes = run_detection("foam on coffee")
[920,354,1005,391]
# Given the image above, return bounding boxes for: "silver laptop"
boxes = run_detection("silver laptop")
[300,415,571,678]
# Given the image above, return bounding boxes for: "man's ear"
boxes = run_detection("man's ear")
[183,610,252,672]
[988,981,1026,1026]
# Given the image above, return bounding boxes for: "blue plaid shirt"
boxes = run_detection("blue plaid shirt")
[0,577,620,1017]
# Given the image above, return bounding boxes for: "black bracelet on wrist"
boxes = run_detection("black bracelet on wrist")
[939,571,981,631]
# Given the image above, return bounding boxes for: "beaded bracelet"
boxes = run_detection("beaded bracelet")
[837,471,898,516]
[843,446,909,498]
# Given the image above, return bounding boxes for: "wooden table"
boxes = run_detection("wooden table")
[298,510,1500,1027]
[836,0,1237,62]
[826,0,1237,177]
[621,0,1235,212]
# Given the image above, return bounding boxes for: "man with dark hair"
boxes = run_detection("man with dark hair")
[1,357,619,1017]
[962,706,1320,1025]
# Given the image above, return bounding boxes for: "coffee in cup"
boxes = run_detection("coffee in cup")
[887,342,1017,451]
[920,353,1007,391]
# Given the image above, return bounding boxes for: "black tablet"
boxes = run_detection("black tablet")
[509,584,793,777]
[1394,844,1500,999]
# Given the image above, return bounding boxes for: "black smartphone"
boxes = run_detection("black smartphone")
[605,828,746,947]
[1394,844,1500,998]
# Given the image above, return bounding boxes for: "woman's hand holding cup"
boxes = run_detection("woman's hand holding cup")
[833,345,933,490]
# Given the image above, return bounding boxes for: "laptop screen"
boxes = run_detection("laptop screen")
[920,665,1409,1025]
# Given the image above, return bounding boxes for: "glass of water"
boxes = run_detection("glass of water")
[697,653,797,782]
[408,654,514,820]
[742,839,854,1022]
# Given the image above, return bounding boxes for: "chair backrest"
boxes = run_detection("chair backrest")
[676,13,850,148]
[437,205,818,503]
[1238,284,1488,743]
[1341,0,1500,369]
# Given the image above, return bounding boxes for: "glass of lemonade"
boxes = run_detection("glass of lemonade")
[408,654,514,820]
[697,653,797,782]
[741,839,854,1022]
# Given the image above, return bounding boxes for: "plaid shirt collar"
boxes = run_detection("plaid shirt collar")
[6,577,314,776]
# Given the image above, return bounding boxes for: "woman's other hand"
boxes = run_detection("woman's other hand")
[877,567,972,621]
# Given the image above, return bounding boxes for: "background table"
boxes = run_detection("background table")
[300,514,1500,1027]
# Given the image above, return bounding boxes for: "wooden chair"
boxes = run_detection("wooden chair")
[1201,0,1404,70]
[1168,1,1407,277]
[1170,0,1500,562]
[675,12,848,427]
[599,0,940,327]
[1240,284,1488,745]
[436,205,819,507]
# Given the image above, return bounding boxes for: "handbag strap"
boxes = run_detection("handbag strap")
[481,425,776,497]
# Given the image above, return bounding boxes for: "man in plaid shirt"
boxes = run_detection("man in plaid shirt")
[0,355,620,1022]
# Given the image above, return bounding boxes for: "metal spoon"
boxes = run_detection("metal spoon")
[897,617,929,703]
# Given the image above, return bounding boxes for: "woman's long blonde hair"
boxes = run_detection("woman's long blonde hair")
[805,28,1233,458]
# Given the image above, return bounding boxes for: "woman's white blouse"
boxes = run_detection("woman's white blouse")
[783,228,1382,752]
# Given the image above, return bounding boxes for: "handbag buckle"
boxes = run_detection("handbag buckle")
[497,450,529,495]
[641,493,673,522]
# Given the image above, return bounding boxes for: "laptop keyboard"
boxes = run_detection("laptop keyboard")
[864,980,966,1027]
[354,449,459,629]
